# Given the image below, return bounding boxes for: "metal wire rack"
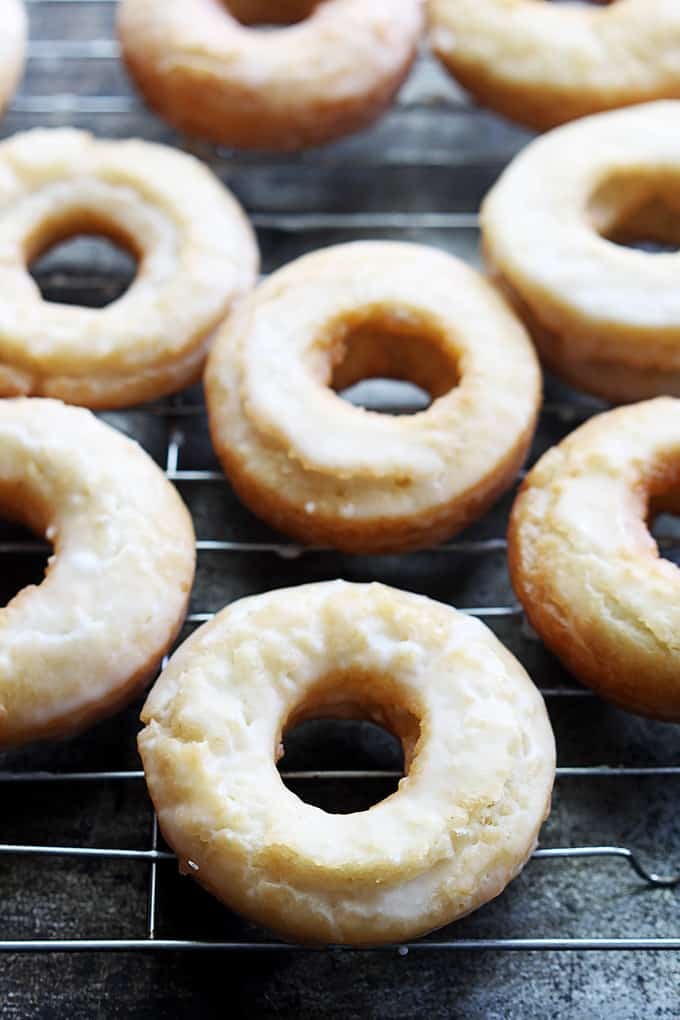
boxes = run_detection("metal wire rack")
[0,0,678,959]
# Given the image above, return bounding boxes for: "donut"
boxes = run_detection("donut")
[0,398,195,748]
[117,0,424,151]
[509,397,680,721]
[428,0,680,131]
[481,102,680,404]
[0,0,26,120]
[0,129,258,409]
[205,241,541,554]
[139,580,556,946]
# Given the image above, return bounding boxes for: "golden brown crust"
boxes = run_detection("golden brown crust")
[205,241,541,554]
[209,408,534,553]
[118,0,424,152]
[509,398,680,720]
[429,0,680,131]
[485,253,680,405]
[0,398,196,747]
[139,581,556,945]
[0,129,259,409]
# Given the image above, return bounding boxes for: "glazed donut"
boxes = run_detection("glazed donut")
[481,102,680,404]
[0,398,195,748]
[0,0,26,120]
[509,397,680,721]
[117,0,424,151]
[205,241,541,554]
[0,129,258,409]
[140,580,556,946]
[428,0,680,131]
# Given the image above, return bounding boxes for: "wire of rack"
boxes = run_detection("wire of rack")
[1,0,678,958]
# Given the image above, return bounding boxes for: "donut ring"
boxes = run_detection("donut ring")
[509,397,680,721]
[481,102,680,404]
[0,0,26,120]
[428,0,680,131]
[140,581,555,946]
[0,129,258,409]
[0,398,195,748]
[118,0,424,151]
[205,242,541,554]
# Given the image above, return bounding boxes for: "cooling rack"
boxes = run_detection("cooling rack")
[0,0,679,959]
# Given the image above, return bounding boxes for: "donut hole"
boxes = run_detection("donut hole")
[327,307,460,416]
[0,524,51,606]
[650,509,680,566]
[222,0,319,27]
[278,671,421,814]
[279,720,403,813]
[26,213,139,309]
[588,172,680,254]
[645,460,680,564]
[0,496,52,608]
[339,378,432,415]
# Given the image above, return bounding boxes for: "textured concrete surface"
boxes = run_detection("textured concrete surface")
[1,2,679,1017]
